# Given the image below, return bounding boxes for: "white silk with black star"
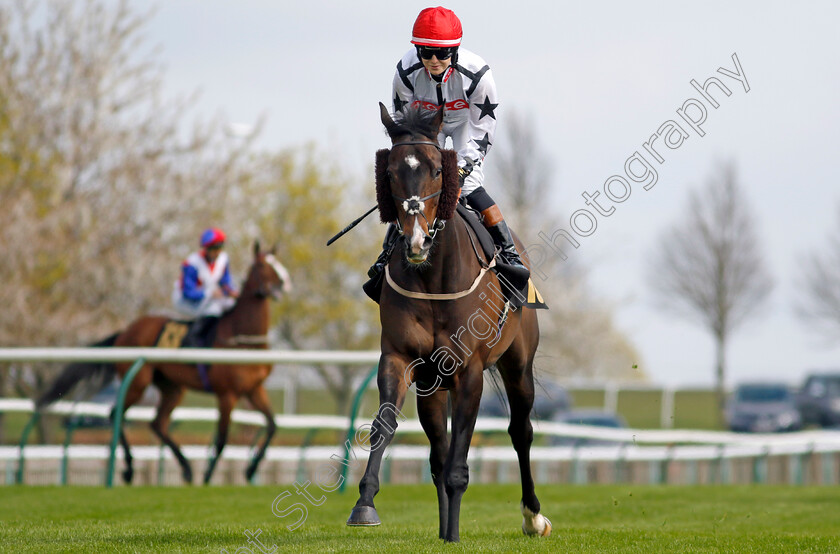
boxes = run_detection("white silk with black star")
[391,47,498,195]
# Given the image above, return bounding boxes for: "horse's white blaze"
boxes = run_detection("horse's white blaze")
[265,254,292,292]
[521,504,552,537]
[405,154,420,170]
[409,218,426,255]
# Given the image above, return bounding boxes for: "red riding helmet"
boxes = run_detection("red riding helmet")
[200,227,226,248]
[411,7,462,47]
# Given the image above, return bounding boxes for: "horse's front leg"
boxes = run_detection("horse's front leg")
[347,353,411,526]
[417,388,450,539]
[443,363,484,542]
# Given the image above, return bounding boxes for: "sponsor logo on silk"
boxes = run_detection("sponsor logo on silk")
[412,99,468,111]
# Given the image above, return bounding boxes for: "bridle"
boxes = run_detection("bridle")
[384,139,497,300]
[389,140,447,239]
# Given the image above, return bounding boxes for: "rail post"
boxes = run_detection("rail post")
[15,411,40,484]
[338,364,378,492]
[61,416,80,485]
[105,358,146,488]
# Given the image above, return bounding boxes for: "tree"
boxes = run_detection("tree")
[0,0,382,420]
[0,0,255,347]
[238,147,381,414]
[0,0,257,437]
[795,205,840,338]
[489,109,642,382]
[648,162,773,418]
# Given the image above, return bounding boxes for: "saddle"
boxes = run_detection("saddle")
[154,319,217,392]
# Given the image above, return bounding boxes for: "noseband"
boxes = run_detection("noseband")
[390,140,447,239]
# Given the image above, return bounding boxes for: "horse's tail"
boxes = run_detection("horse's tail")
[36,333,120,410]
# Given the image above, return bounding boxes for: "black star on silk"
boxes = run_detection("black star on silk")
[474,133,492,156]
[475,96,498,120]
[393,94,408,113]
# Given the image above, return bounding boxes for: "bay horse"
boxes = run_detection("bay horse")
[346,104,551,542]
[37,241,290,485]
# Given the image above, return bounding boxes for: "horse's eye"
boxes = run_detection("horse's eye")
[434,167,442,178]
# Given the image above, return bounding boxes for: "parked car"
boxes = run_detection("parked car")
[479,380,571,420]
[797,372,840,428]
[549,409,628,446]
[726,383,802,433]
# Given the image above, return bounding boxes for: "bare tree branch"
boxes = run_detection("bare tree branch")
[648,161,773,418]
[795,205,840,338]
[490,109,643,382]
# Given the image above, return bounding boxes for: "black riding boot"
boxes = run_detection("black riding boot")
[184,316,216,348]
[363,224,401,303]
[487,219,529,274]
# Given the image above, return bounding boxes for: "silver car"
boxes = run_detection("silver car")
[726,383,802,432]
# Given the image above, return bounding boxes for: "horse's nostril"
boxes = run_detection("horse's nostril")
[422,235,433,249]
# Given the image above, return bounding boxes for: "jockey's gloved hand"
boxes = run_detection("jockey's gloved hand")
[458,166,472,188]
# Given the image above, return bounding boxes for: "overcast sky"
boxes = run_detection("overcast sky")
[138,0,840,388]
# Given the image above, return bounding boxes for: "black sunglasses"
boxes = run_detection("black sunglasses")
[417,46,457,60]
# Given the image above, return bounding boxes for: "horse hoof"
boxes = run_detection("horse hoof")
[521,514,551,537]
[122,468,134,484]
[521,503,551,537]
[346,505,381,526]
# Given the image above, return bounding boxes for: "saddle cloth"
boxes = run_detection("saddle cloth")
[155,321,190,348]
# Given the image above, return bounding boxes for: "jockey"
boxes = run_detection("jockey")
[368,6,529,283]
[172,227,239,347]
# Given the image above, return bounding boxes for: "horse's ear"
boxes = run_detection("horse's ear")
[432,105,445,135]
[270,243,277,255]
[253,240,260,257]
[437,149,460,220]
[379,102,397,136]
[375,148,397,222]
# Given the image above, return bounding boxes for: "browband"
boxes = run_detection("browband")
[391,140,441,150]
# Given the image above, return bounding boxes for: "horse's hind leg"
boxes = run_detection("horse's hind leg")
[108,409,135,485]
[497,337,551,537]
[417,389,450,539]
[118,428,134,484]
[244,383,276,482]
[150,372,193,484]
[110,371,151,485]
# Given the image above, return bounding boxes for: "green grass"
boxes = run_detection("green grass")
[1,485,838,552]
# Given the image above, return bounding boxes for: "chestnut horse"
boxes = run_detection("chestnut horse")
[346,104,551,542]
[37,242,290,484]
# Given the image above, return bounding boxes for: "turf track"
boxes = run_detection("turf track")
[1,484,838,552]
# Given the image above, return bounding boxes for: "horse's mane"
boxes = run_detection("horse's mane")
[386,107,440,142]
